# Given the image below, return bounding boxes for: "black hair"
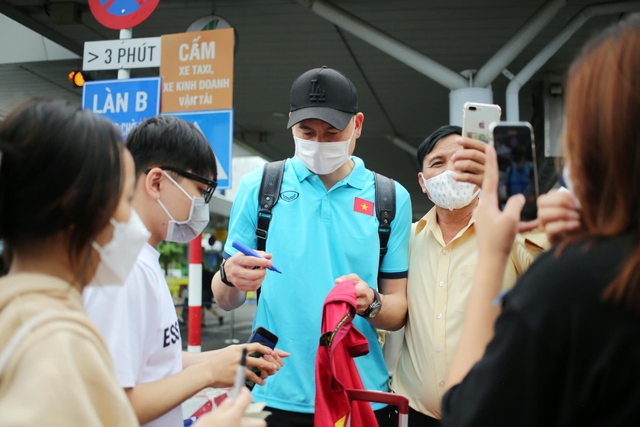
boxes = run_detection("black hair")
[0,100,124,275]
[126,116,218,180]
[416,125,462,167]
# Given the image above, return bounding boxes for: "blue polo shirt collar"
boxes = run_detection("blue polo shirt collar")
[289,156,367,190]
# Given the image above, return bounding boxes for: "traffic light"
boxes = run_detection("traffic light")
[68,71,86,87]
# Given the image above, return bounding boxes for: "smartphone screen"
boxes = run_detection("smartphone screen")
[245,327,278,390]
[492,123,539,221]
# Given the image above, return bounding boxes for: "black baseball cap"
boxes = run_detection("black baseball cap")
[287,66,358,131]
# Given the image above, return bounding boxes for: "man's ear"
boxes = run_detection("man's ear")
[354,112,364,139]
[145,168,164,200]
[418,172,429,195]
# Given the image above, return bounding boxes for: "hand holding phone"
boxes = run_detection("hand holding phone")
[245,327,278,390]
[462,102,502,143]
[489,121,539,221]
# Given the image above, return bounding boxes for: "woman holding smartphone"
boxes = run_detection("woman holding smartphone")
[0,100,263,427]
[441,17,640,427]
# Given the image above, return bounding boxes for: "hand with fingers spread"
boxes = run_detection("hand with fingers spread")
[263,348,289,371]
[202,343,287,388]
[451,136,487,188]
[194,388,266,427]
[537,189,581,245]
[474,144,526,257]
[222,251,274,292]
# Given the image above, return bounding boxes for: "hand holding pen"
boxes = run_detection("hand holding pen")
[229,348,247,399]
[219,242,281,292]
[232,241,282,274]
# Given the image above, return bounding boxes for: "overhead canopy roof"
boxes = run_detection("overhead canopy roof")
[0,0,632,217]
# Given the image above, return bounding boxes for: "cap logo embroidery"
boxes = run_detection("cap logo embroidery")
[309,79,325,102]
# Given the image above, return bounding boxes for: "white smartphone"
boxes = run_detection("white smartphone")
[462,102,502,143]
[489,121,539,221]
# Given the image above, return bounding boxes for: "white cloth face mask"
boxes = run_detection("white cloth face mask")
[423,170,480,211]
[91,209,151,286]
[294,126,355,175]
[560,164,582,209]
[562,164,574,194]
[158,172,210,243]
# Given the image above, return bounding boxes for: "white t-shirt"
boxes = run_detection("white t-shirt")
[83,243,183,427]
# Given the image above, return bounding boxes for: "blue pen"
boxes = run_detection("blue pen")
[232,241,282,274]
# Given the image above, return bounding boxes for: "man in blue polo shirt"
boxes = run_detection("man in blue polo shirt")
[212,66,411,427]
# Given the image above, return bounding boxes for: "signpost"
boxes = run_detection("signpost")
[83,37,161,71]
[160,29,234,113]
[88,0,160,30]
[82,77,161,136]
[84,3,236,357]
[165,110,233,190]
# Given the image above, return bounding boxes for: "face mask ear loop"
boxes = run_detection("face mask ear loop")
[162,171,194,201]
[91,241,103,253]
[157,199,177,222]
[158,171,198,225]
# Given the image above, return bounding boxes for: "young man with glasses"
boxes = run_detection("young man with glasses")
[84,116,287,427]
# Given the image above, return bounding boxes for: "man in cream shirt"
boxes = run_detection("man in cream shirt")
[392,125,548,426]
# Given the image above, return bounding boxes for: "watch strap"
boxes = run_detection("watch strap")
[360,288,381,318]
[220,260,235,287]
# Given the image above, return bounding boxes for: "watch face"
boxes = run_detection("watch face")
[368,302,382,318]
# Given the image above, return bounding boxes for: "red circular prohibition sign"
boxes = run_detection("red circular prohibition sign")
[89,0,160,30]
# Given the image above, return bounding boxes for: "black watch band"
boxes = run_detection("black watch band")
[359,288,382,319]
[220,260,235,287]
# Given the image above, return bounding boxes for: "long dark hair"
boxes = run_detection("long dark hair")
[0,100,124,281]
[564,17,640,310]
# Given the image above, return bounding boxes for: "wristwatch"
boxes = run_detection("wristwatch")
[360,288,382,319]
[219,260,235,287]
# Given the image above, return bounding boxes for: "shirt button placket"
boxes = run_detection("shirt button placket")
[321,193,330,221]
[434,243,451,395]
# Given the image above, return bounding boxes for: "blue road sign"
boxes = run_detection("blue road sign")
[165,110,234,190]
[82,77,161,137]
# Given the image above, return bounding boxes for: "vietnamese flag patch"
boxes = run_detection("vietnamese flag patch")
[354,197,374,216]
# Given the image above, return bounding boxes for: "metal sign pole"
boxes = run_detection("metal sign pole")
[118,28,132,79]
[224,309,239,344]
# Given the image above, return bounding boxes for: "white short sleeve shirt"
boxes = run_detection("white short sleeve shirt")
[83,243,183,427]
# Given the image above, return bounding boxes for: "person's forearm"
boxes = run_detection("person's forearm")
[211,272,247,310]
[125,364,212,425]
[183,349,221,368]
[368,292,407,331]
[444,253,509,391]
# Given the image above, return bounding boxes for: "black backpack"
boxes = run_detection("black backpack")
[254,160,396,301]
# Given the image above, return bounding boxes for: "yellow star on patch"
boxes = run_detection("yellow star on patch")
[361,203,368,211]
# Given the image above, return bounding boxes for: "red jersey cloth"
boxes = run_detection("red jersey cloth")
[314,281,378,427]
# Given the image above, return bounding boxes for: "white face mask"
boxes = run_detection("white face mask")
[561,164,582,209]
[91,209,151,286]
[294,125,355,175]
[423,170,480,211]
[562,164,574,193]
[158,172,210,243]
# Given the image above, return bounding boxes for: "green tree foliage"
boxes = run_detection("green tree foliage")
[157,241,188,274]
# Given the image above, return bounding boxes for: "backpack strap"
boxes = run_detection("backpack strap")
[256,160,286,252]
[255,160,285,303]
[374,173,396,269]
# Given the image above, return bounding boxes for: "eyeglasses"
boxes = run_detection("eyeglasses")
[145,166,217,203]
